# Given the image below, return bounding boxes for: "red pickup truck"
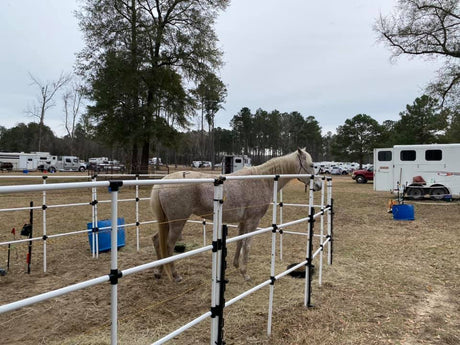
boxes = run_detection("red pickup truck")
[352,167,374,183]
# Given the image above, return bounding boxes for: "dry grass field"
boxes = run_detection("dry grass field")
[0,172,459,344]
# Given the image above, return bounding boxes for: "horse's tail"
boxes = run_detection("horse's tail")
[151,187,173,280]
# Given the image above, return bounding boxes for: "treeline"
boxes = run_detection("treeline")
[161,107,324,166]
[156,95,459,167]
[2,95,458,169]
[0,122,124,162]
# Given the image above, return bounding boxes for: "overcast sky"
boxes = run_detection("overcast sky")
[0,0,441,137]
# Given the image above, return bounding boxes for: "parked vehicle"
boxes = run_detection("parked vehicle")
[88,158,125,172]
[316,161,358,174]
[221,155,252,174]
[191,160,212,168]
[0,161,13,171]
[352,167,374,183]
[0,151,53,171]
[0,152,87,172]
[149,157,163,165]
[331,166,348,175]
[88,157,109,165]
[317,162,332,174]
[44,156,87,172]
[374,144,460,199]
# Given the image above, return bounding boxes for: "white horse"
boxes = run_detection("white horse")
[151,148,321,281]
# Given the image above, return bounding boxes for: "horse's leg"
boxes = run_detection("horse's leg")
[233,222,252,281]
[233,221,248,269]
[238,219,260,281]
[167,220,187,282]
[233,224,244,269]
[240,237,253,281]
[152,220,185,280]
[152,233,163,279]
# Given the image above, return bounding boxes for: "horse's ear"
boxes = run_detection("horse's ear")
[297,147,306,156]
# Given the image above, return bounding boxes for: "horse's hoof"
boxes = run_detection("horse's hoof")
[233,261,239,269]
[240,271,251,281]
[154,273,162,280]
[173,274,183,283]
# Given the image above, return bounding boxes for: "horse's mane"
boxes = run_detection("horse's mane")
[233,151,298,176]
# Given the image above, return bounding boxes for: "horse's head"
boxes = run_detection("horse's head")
[296,148,322,191]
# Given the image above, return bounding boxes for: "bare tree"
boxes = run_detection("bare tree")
[375,0,460,106]
[63,82,84,155]
[27,72,71,150]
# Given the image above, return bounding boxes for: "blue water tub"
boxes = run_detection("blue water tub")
[392,204,415,221]
[87,218,126,252]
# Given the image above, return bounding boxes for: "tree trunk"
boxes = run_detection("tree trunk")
[130,142,139,173]
[140,140,150,174]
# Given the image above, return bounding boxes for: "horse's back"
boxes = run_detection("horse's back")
[153,171,215,220]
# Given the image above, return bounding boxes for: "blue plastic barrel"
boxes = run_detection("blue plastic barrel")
[392,204,415,221]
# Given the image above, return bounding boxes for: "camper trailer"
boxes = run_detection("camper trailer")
[0,152,87,172]
[0,152,51,171]
[221,155,252,174]
[374,144,460,199]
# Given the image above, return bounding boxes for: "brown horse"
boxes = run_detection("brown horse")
[151,148,321,281]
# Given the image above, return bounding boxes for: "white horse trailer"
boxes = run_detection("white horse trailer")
[0,152,52,171]
[374,144,460,199]
[222,155,252,174]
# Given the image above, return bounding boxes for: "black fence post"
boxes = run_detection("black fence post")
[330,198,334,265]
[306,206,315,308]
[27,201,33,274]
[216,224,228,345]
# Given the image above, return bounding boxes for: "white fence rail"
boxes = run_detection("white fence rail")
[0,174,333,344]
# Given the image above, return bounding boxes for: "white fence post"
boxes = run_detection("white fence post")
[42,176,47,272]
[109,181,122,345]
[304,176,315,307]
[210,178,224,345]
[135,175,140,252]
[267,176,279,336]
[327,177,333,265]
[202,219,207,246]
[318,177,326,286]
[279,188,283,261]
[91,174,99,258]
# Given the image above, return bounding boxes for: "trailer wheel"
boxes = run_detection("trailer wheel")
[430,187,447,200]
[79,166,86,172]
[406,187,424,200]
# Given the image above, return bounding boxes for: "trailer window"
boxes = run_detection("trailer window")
[425,149,442,161]
[235,158,242,163]
[400,150,416,161]
[378,151,392,161]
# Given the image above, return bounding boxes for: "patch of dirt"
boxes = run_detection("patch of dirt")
[402,286,459,345]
